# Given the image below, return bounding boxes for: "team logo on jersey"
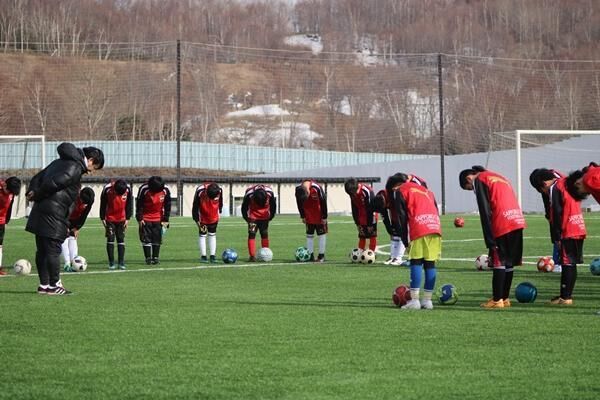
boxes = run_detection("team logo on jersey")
[409,187,429,197]
[487,176,509,185]
[159,195,165,202]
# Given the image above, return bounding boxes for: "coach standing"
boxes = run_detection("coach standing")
[26,142,104,295]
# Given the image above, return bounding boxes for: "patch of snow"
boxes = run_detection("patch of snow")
[211,121,322,149]
[284,34,323,55]
[226,104,291,118]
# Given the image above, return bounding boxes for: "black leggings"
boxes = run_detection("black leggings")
[35,235,63,286]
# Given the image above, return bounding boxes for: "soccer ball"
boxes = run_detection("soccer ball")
[257,247,273,262]
[537,256,555,273]
[349,248,362,263]
[590,258,600,276]
[13,259,32,275]
[360,249,376,264]
[392,285,411,307]
[295,246,312,262]
[71,256,88,272]
[454,217,465,228]
[515,282,538,303]
[222,248,238,264]
[437,283,459,305]
[475,254,490,271]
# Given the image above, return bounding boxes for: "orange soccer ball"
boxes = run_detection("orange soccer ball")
[537,256,555,273]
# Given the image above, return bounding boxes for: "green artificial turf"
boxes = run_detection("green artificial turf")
[1,214,600,400]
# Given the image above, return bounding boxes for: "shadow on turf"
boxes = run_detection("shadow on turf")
[228,297,598,314]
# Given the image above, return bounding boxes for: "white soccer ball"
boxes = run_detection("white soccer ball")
[71,256,88,272]
[13,259,32,275]
[475,254,490,271]
[349,248,362,263]
[360,249,376,264]
[257,247,273,262]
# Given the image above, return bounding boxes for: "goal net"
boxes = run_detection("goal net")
[486,130,600,213]
[0,135,46,218]
[0,135,46,171]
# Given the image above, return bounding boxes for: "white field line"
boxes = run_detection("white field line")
[0,261,308,280]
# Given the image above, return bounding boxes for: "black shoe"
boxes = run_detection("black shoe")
[248,256,256,262]
[37,285,48,295]
[200,256,209,263]
[317,254,325,263]
[151,258,160,265]
[209,255,218,263]
[46,284,72,296]
[145,258,152,265]
[309,253,315,262]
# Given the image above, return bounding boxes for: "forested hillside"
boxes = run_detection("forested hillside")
[1,0,599,155]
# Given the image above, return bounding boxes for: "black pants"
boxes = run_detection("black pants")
[35,235,63,286]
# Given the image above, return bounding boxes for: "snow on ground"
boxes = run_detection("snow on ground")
[211,121,322,148]
[226,104,291,118]
[284,34,323,55]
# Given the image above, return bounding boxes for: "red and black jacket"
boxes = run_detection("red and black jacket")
[550,178,586,241]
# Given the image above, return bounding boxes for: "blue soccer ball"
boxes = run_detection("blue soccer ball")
[222,248,238,264]
[437,284,458,305]
[515,282,537,303]
[590,258,600,276]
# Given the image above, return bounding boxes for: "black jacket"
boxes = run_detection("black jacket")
[26,143,87,241]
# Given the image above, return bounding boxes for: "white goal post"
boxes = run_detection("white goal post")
[514,130,600,207]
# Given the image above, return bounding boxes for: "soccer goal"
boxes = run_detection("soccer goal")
[486,130,600,212]
[0,135,46,170]
[0,135,46,219]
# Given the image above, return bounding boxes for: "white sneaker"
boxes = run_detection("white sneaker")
[383,258,393,265]
[402,299,421,310]
[390,258,403,266]
[420,300,434,310]
[552,265,562,273]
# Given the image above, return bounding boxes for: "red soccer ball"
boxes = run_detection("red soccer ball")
[537,256,555,273]
[392,285,412,307]
[454,217,465,228]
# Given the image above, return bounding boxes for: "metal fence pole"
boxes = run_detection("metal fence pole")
[176,39,182,216]
[437,53,446,215]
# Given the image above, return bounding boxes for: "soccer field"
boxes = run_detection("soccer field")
[1,214,600,400]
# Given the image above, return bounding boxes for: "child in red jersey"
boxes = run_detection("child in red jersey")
[0,177,21,275]
[61,187,94,272]
[241,184,276,261]
[344,178,377,251]
[100,179,133,270]
[295,179,328,262]
[545,174,587,305]
[192,182,223,263]
[392,174,442,310]
[529,168,564,273]
[459,166,526,309]
[566,162,600,204]
[136,176,171,265]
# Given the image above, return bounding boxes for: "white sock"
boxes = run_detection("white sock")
[318,234,326,255]
[306,234,314,254]
[396,238,406,260]
[410,288,420,301]
[61,239,70,264]
[198,235,207,257]
[423,290,433,301]
[69,237,78,260]
[208,233,216,256]
[390,237,399,258]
